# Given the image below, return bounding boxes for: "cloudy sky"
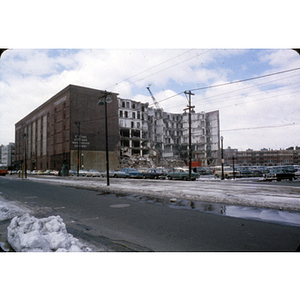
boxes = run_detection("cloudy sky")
[1,48,300,151]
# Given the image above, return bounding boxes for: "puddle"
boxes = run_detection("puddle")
[168,199,300,227]
[110,204,130,208]
[97,191,300,227]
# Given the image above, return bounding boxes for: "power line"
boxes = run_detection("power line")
[105,49,206,91]
[165,73,300,113]
[150,66,300,107]
[221,123,300,132]
[189,66,300,93]
[133,49,213,85]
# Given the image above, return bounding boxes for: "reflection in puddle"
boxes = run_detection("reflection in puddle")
[169,199,300,227]
[99,192,300,227]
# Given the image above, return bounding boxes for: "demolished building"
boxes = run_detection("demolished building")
[118,98,220,168]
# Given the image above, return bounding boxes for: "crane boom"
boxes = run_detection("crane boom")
[146,86,161,110]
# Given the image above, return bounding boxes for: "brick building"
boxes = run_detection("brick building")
[224,146,300,166]
[15,85,120,172]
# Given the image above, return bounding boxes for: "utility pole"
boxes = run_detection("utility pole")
[184,91,195,181]
[232,154,235,179]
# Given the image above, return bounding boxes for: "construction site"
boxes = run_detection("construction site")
[117,86,220,170]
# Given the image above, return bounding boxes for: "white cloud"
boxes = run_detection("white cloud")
[1,49,300,151]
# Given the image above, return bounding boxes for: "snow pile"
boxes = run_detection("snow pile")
[7,213,91,252]
[0,198,31,222]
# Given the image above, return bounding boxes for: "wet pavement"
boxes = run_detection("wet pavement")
[1,176,300,251]
[106,192,300,227]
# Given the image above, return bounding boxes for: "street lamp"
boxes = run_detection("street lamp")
[75,121,81,177]
[23,133,27,178]
[221,136,224,180]
[232,153,235,180]
[98,91,112,186]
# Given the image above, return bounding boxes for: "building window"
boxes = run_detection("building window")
[132,112,135,119]
[122,102,125,108]
[125,111,128,118]
[131,122,134,128]
[120,111,123,118]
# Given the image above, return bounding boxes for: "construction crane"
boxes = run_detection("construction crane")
[146,85,161,110]
[146,85,164,166]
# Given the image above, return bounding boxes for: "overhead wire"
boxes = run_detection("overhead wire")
[105,49,210,92]
[221,123,300,132]
[165,73,300,113]
[149,66,300,108]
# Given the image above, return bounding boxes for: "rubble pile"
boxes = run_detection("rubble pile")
[118,154,186,170]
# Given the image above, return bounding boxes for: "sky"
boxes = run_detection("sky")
[1,0,299,152]
[1,48,300,151]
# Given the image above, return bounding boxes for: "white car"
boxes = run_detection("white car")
[86,169,101,177]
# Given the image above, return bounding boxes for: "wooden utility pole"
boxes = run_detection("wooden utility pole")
[184,91,195,181]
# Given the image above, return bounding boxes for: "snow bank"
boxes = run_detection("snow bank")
[7,213,92,252]
[0,197,31,222]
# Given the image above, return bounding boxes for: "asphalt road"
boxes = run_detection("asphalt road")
[1,176,300,251]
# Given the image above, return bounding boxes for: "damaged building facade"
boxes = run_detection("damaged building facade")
[118,98,220,167]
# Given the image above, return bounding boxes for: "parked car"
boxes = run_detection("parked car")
[112,170,129,178]
[194,167,213,175]
[264,167,295,181]
[121,168,143,179]
[143,168,167,179]
[235,166,253,177]
[167,168,200,181]
[86,169,101,177]
[248,166,264,177]
[214,166,240,179]
[69,170,77,176]
[100,170,118,178]
[50,170,60,176]
[79,169,89,176]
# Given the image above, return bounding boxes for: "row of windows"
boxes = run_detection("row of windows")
[120,101,146,111]
[120,110,144,120]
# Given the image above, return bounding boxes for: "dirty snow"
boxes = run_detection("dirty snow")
[0,195,91,252]
[0,196,31,222]
[24,175,300,212]
[7,213,91,252]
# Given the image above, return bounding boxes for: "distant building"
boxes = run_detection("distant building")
[0,143,15,168]
[224,146,300,166]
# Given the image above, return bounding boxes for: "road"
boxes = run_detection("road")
[1,176,300,251]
